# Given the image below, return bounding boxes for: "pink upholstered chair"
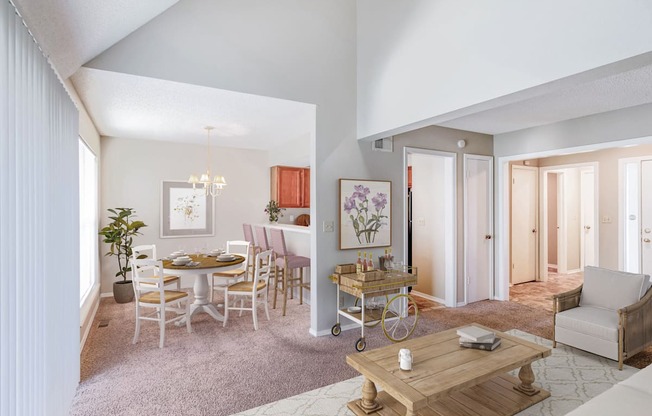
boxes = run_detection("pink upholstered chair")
[242,223,260,279]
[269,228,310,316]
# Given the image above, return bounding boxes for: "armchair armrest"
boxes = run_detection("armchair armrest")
[619,287,652,359]
[553,285,583,314]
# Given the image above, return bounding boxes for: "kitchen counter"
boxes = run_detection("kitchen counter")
[262,222,310,235]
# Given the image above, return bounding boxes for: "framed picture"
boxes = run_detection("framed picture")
[160,181,214,238]
[339,179,391,250]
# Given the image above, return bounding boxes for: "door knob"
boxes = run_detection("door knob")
[645,228,651,234]
[644,238,651,243]
[532,229,536,233]
[584,225,591,230]
[485,235,492,240]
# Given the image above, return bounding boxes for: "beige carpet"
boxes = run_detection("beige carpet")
[71,295,647,416]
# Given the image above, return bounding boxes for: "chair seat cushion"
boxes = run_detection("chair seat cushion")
[214,269,246,277]
[555,306,619,342]
[228,281,266,292]
[141,275,179,286]
[276,255,310,269]
[140,290,187,304]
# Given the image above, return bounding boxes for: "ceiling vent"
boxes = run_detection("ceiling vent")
[372,137,393,152]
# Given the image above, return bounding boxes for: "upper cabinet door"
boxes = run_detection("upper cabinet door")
[272,166,303,208]
[302,168,310,208]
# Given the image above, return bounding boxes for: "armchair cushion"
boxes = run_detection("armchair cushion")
[555,305,619,342]
[579,266,649,311]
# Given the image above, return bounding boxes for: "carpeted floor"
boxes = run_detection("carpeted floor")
[71,290,650,416]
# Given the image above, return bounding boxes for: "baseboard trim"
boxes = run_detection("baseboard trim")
[310,322,358,337]
[410,290,445,305]
[80,291,100,350]
[100,291,113,298]
[566,269,581,274]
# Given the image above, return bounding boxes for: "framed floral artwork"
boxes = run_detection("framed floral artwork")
[339,179,391,250]
[160,180,214,238]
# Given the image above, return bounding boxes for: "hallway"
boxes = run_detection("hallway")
[510,271,584,311]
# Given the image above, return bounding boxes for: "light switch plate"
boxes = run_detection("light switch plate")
[602,215,612,224]
[323,221,334,232]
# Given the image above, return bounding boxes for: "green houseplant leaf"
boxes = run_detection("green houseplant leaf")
[98,207,147,283]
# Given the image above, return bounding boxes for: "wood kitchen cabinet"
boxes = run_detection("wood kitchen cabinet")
[271,166,310,208]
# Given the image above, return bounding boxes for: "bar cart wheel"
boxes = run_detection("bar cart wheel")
[355,337,366,352]
[381,294,419,342]
[331,324,341,336]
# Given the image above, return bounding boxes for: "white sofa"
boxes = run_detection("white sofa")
[553,266,651,369]
[566,363,652,415]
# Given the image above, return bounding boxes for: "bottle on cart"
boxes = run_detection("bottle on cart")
[368,252,374,271]
[356,251,362,273]
[363,252,368,271]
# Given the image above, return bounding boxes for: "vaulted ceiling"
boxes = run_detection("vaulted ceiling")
[12,0,652,144]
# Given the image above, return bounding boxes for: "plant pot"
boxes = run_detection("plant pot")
[113,280,134,303]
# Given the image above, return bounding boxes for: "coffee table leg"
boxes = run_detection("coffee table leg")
[357,377,383,414]
[514,363,540,396]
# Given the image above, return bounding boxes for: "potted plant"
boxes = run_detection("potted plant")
[264,200,285,223]
[98,208,147,303]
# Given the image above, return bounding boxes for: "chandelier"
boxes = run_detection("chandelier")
[187,126,227,197]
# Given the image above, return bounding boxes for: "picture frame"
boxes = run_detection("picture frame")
[160,180,214,238]
[339,179,392,250]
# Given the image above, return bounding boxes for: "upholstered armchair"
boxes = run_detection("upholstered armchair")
[553,266,652,369]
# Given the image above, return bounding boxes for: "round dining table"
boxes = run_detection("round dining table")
[163,254,244,323]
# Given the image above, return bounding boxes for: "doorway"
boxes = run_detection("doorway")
[540,164,597,279]
[620,157,652,275]
[404,148,456,307]
[464,154,494,303]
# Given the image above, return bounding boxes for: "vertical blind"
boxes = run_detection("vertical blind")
[1,1,80,415]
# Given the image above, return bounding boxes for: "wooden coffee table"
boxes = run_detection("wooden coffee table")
[346,324,551,416]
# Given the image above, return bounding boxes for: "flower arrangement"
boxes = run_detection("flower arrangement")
[343,184,388,243]
[264,200,285,223]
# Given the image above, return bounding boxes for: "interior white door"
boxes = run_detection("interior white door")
[642,160,652,275]
[580,169,596,268]
[465,156,493,303]
[511,166,538,284]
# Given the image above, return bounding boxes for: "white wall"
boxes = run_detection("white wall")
[411,154,447,300]
[86,0,359,334]
[357,0,652,140]
[100,137,270,293]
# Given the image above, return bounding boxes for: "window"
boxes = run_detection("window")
[79,139,98,303]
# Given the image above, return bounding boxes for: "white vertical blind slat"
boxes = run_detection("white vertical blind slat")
[1,1,80,414]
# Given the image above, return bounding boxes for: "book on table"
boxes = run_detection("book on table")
[459,337,502,351]
[456,325,496,343]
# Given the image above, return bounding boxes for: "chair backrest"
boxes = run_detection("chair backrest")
[131,244,158,280]
[131,258,165,298]
[132,244,157,261]
[253,250,273,291]
[254,226,270,251]
[226,240,250,271]
[269,228,289,257]
[242,224,255,246]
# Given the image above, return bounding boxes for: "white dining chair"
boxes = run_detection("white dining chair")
[131,258,192,348]
[131,244,180,290]
[210,240,250,303]
[223,250,273,330]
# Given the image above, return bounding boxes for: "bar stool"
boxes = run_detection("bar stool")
[243,223,260,279]
[254,225,277,296]
[269,228,310,316]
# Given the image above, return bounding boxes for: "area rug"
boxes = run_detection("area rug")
[233,330,638,416]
